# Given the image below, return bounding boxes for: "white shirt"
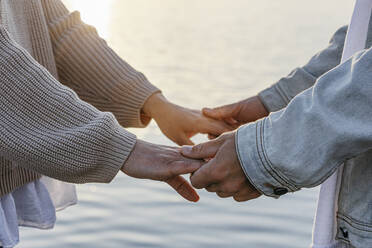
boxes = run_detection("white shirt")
[0,178,77,248]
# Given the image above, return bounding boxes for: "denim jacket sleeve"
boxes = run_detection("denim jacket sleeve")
[258,25,348,112]
[236,47,372,198]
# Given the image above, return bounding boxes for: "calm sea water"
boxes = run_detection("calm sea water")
[22,1,353,247]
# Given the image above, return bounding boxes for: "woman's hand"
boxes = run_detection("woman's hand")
[121,140,205,202]
[202,96,269,139]
[142,93,232,145]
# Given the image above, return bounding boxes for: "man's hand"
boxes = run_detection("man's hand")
[142,93,232,145]
[122,140,205,202]
[181,132,261,202]
[203,96,269,138]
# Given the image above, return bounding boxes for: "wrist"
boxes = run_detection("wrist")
[252,95,269,118]
[121,139,146,174]
[142,93,170,119]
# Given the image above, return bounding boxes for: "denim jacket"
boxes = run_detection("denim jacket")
[236,23,372,247]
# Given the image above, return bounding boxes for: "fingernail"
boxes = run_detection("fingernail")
[182,145,193,155]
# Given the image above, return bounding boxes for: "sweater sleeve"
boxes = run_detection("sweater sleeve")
[258,25,348,112]
[0,26,136,184]
[41,0,160,128]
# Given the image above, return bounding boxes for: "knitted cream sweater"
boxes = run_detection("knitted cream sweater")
[0,0,160,196]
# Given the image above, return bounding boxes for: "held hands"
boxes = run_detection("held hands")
[122,134,261,202]
[132,94,268,202]
[122,140,205,202]
[203,96,269,138]
[182,132,261,202]
[180,96,268,201]
[142,93,232,145]
[141,93,268,145]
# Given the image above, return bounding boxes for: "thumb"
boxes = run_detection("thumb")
[169,159,204,176]
[181,139,221,159]
[199,118,233,137]
[203,104,235,120]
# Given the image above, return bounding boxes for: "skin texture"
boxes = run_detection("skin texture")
[143,93,233,145]
[121,94,266,202]
[181,132,261,202]
[202,96,269,139]
[182,96,268,201]
[122,140,205,202]
[120,93,231,202]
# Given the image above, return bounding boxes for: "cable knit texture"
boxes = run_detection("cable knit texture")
[0,0,160,196]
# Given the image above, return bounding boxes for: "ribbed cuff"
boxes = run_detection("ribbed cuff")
[258,85,289,113]
[98,126,137,183]
[113,80,161,128]
[235,120,298,198]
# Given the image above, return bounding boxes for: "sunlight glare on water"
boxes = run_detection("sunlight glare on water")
[21,0,353,247]
[66,0,114,39]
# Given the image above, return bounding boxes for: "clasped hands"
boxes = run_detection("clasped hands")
[122,93,268,202]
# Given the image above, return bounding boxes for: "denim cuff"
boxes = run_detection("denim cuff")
[235,120,298,198]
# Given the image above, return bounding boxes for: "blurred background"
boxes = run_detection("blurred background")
[22,0,353,247]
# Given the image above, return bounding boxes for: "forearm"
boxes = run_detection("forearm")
[0,27,135,184]
[259,25,348,112]
[237,47,372,197]
[42,0,160,128]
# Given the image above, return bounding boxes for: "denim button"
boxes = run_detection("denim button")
[274,187,288,196]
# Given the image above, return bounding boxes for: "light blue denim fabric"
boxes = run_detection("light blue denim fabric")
[236,24,372,247]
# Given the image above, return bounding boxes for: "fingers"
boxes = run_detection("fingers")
[169,159,204,177]
[205,184,219,192]
[205,181,240,194]
[208,182,261,201]
[224,117,239,126]
[166,176,200,202]
[189,161,217,189]
[181,138,221,159]
[217,192,234,198]
[232,182,261,202]
[203,105,235,120]
[201,106,240,139]
[200,118,233,137]
[233,186,261,202]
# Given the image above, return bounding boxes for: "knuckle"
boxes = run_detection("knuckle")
[236,179,247,189]
[216,192,229,198]
[191,182,203,190]
[206,184,218,192]
[206,187,214,192]
[220,184,235,194]
[252,191,262,199]
[190,178,203,189]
